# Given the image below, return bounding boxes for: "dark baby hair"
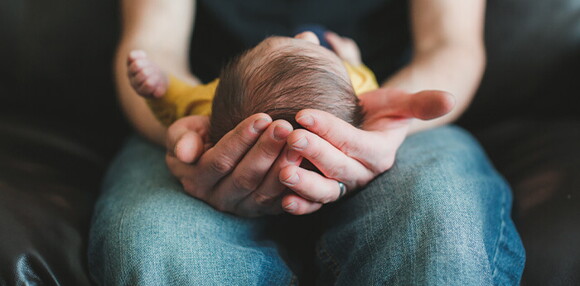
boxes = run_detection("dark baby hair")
[209,45,363,143]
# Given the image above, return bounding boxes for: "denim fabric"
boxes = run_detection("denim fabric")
[89,125,525,285]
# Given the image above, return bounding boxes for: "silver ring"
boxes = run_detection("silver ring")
[337,181,347,199]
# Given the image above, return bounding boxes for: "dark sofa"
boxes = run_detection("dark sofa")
[0,0,578,285]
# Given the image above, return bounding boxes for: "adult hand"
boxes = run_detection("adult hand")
[278,88,455,215]
[165,113,320,217]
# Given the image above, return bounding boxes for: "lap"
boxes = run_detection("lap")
[89,136,294,286]
[90,126,525,285]
[317,125,525,285]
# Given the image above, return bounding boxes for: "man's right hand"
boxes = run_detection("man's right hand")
[165,114,320,217]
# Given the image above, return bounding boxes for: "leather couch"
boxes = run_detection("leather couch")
[0,0,578,284]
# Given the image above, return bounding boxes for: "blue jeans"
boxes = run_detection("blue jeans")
[88,126,525,285]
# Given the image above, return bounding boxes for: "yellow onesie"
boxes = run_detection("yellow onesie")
[147,62,378,126]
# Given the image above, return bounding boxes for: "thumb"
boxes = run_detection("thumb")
[166,116,209,163]
[360,88,455,120]
[173,132,205,163]
[410,90,456,120]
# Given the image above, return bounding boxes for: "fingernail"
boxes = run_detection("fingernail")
[281,172,299,186]
[273,125,292,141]
[286,149,301,163]
[284,202,297,213]
[253,117,271,133]
[291,137,308,150]
[296,115,314,127]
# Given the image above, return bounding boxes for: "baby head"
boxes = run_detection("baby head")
[209,33,363,143]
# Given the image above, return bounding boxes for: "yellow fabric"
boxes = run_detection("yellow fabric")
[343,62,379,95]
[147,63,378,126]
[146,76,218,126]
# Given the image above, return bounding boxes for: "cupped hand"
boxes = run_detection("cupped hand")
[278,88,455,215]
[165,113,318,217]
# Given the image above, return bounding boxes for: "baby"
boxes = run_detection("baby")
[128,32,378,143]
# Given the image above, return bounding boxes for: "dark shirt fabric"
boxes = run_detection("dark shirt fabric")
[190,0,411,84]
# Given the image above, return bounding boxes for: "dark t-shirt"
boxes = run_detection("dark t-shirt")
[189,0,411,84]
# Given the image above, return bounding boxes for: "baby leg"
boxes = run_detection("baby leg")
[126,50,168,98]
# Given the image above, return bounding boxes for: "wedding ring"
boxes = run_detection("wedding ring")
[337,181,347,199]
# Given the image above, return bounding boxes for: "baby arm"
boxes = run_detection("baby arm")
[127,50,217,126]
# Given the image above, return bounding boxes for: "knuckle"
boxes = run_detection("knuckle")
[180,178,199,197]
[209,155,235,174]
[232,172,259,191]
[213,201,230,213]
[307,146,323,162]
[295,135,318,158]
[336,140,352,156]
[326,164,347,180]
[320,191,336,204]
[314,122,331,139]
[374,155,395,173]
[255,139,278,158]
[336,133,359,156]
[232,124,254,148]
[252,192,275,206]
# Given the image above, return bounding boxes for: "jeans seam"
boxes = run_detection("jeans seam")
[490,188,508,281]
[316,238,342,281]
[114,206,128,283]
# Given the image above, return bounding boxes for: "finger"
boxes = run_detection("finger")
[193,113,272,191]
[359,88,455,121]
[166,116,209,162]
[294,31,320,45]
[286,129,373,188]
[235,144,303,215]
[294,109,382,158]
[281,193,323,215]
[210,120,292,207]
[294,109,401,173]
[324,31,342,52]
[279,165,346,204]
[410,90,456,120]
[325,31,356,49]
[165,153,205,198]
[174,132,205,163]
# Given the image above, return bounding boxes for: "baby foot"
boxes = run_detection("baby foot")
[127,50,168,98]
[325,32,362,66]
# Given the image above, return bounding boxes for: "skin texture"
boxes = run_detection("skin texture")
[115,0,484,216]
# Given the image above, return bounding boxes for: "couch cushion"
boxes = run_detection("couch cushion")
[0,119,104,285]
[460,0,580,130]
[476,119,580,285]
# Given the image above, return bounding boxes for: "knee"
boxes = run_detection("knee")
[89,190,293,285]
[359,125,514,250]
[89,191,218,284]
